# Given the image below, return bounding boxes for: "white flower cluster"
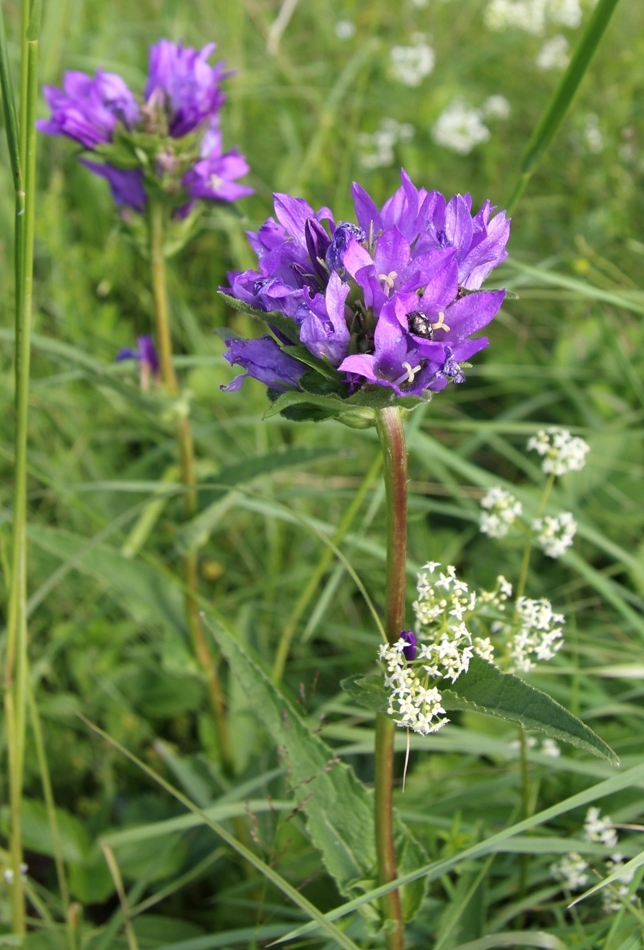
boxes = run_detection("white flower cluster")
[532,511,577,558]
[584,806,618,849]
[527,427,590,476]
[485,0,582,34]
[500,596,564,672]
[334,20,356,40]
[2,862,28,885]
[551,851,589,891]
[357,118,414,170]
[431,100,490,155]
[582,113,604,153]
[482,94,512,119]
[390,34,435,86]
[553,808,636,910]
[508,735,561,757]
[536,34,570,70]
[378,639,448,735]
[480,486,523,538]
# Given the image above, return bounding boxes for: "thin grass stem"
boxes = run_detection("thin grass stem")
[3,19,39,933]
[148,199,234,776]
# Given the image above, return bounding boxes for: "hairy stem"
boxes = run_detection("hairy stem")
[374,407,407,950]
[149,201,233,775]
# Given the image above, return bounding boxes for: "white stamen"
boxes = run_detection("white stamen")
[378,270,398,294]
[431,311,451,333]
[394,361,421,386]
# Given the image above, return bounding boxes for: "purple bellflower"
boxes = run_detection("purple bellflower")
[116,335,160,390]
[38,40,252,213]
[220,170,509,410]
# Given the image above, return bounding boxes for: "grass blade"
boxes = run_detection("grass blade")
[507,0,622,212]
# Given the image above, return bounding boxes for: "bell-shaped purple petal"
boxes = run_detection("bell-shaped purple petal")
[145,40,228,137]
[37,68,140,148]
[80,160,147,211]
[299,272,350,365]
[182,147,253,203]
[400,630,417,661]
[222,336,305,392]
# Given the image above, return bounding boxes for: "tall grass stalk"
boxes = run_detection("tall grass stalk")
[1,0,39,932]
[148,200,233,775]
[374,407,407,950]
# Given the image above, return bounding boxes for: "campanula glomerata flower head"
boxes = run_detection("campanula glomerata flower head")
[220,171,509,425]
[37,40,252,213]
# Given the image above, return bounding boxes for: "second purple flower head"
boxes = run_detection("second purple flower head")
[38,39,253,213]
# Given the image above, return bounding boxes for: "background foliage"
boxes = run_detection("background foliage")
[1,0,644,946]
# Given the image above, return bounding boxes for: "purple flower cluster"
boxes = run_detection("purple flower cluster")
[222,171,509,402]
[38,40,252,212]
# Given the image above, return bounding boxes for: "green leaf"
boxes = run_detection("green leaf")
[341,673,389,715]
[218,292,301,343]
[207,614,427,922]
[442,656,618,764]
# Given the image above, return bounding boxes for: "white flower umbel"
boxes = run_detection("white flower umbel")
[547,0,582,27]
[584,807,619,850]
[334,20,356,40]
[480,486,523,538]
[504,596,564,672]
[390,35,435,86]
[527,427,590,476]
[431,100,490,155]
[482,94,511,119]
[552,852,590,891]
[536,34,570,70]
[533,511,577,558]
[541,738,561,758]
[378,639,448,735]
[485,0,547,34]
[602,854,636,913]
[358,118,414,170]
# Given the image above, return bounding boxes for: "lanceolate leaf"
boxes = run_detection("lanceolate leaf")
[207,614,427,922]
[342,661,618,765]
[442,656,618,764]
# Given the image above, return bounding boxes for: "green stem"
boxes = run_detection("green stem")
[374,407,407,950]
[3,25,39,933]
[272,451,383,685]
[148,200,234,776]
[514,472,556,603]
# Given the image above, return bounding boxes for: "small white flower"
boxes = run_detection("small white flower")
[527,427,590,476]
[582,113,604,153]
[485,0,547,34]
[334,20,356,40]
[536,34,570,70]
[552,852,589,891]
[431,100,490,155]
[474,636,495,661]
[533,511,577,558]
[584,807,619,850]
[390,37,435,87]
[358,118,415,169]
[480,487,522,538]
[482,94,511,119]
[547,0,582,28]
[541,738,561,758]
